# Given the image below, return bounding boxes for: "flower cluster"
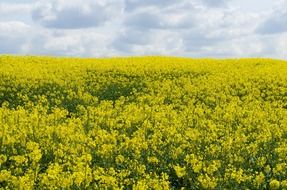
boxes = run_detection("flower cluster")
[1,56,287,189]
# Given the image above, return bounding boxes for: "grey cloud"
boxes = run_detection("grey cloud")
[124,10,196,30]
[32,8,106,29]
[124,0,227,11]
[111,26,185,55]
[124,12,164,29]
[124,0,176,11]
[115,29,153,45]
[112,29,153,53]
[0,36,25,54]
[32,1,122,29]
[183,30,222,52]
[201,0,228,7]
[256,11,287,34]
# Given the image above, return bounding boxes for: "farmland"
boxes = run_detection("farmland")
[1,56,287,189]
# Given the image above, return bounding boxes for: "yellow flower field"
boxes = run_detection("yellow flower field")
[1,55,287,189]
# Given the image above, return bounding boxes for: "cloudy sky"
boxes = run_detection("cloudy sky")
[0,0,287,59]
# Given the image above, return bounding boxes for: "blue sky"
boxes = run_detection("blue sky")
[0,0,286,58]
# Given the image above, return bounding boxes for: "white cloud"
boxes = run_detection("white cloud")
[0,2,33,23]
[0,3,32,15]
[273,33,287,59]
[43,35,84,54]
[0,0,286,59]
[0,21,30,33]
[0,21,31,54]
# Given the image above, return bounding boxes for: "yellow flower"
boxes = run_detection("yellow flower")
[254,172,265,188]
[0,170,11,182]
[73,171,85,186]
[173,165,186,178]
[0,155,7,165]
[2,56,287,189]
[281,180,287,189]
[11,155,27,165]
[269,179,280,190]
[115,155,125,164]
[198,174,217,189]
[147,156,159,164]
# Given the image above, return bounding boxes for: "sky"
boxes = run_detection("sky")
[0,0,286,59]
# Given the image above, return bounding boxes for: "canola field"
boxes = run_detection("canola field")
[1,55,287,189]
